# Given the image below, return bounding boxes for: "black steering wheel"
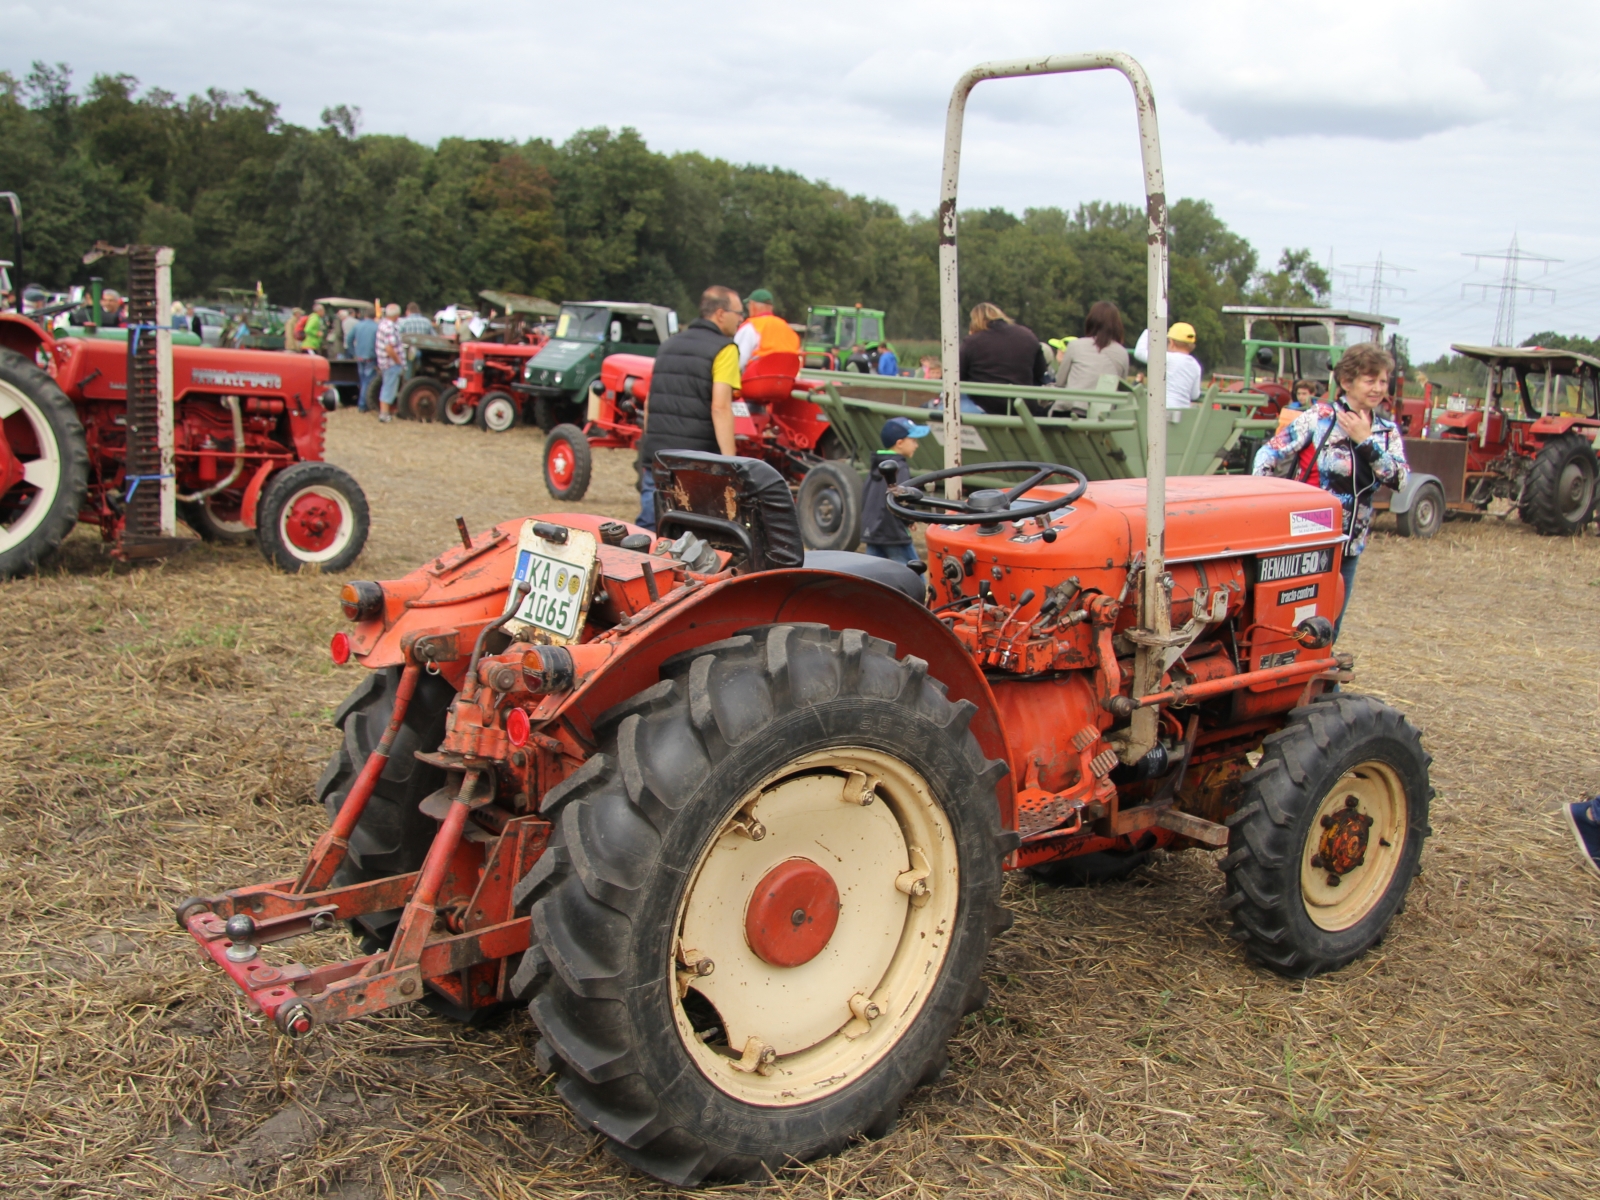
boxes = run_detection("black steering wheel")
[883,460,1089,526]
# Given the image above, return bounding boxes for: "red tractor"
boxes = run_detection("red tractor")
[541,350,845,527]
[1,248,368,577]
[448,335,551,432]
[176,56,1432,1186]
[1380,343,1600,537]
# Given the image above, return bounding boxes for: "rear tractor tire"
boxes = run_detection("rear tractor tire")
[1395,480,1445,538]
[255,461,370,573]
[1222,695,1432,978]
[398,376,444,422]
[797,460,863,552]
[476,389,522,433]
[512,624,1013,1185]
[0,349,90,579]
[1518,433,1598,536]
[542,424,592,501]
[179,490,254,544]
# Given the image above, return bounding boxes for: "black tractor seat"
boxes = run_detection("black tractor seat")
[802,550,925,602]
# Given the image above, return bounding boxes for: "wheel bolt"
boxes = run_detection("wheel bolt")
[692,957,715,977]
[1326,872,1342,887]
[1344,796,1359,810]
[1321,814,1335,829]
[1309,854,1325,869]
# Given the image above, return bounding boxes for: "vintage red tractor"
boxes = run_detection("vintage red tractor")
[175,55,1432,1186]
[1,270,368,576]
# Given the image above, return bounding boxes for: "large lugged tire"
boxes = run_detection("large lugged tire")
[797,461,863,551]
[513,624,1012,1185]
[1,349,90,578]
[1394,480,1445,538]
[543,424,592,501]
[255,461,370,573]
[1222,695,1432,977]
[1518,433,1597,536]
[314,666,455,943]
[476,389,522,433]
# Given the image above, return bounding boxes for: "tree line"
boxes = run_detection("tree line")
[3,62,1339,366]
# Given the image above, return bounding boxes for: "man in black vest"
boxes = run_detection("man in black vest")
[637,285,743,529]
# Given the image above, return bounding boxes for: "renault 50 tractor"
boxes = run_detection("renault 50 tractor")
[1,243,368,577]
[177,55,1432,1186]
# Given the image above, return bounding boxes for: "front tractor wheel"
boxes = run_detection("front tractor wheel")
[255,461,370,573]
[0,349,90,579]
[476,389,522,433]
[1222,695,1432,977]
[542,424,592,501]
[797,461,863,551]
[513,625,1011,1185]
[1519,433,1598,536]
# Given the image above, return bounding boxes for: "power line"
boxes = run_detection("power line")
[1337,251,1413,313]
[1461,233,1559,346]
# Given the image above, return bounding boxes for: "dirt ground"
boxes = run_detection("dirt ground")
[2,408,1598,1199]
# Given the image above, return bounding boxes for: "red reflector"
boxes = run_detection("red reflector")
[506,707,531,747]
[330,631,352,664]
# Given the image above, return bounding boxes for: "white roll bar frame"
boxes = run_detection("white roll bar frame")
[937,52,1171,758]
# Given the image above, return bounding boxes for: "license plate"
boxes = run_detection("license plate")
[1257,547,1334,584]
[507,523,598,643]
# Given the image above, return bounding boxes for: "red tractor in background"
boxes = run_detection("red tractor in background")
[1,244,369,577]
[179,56,1433,1187]
[541,349,847,528]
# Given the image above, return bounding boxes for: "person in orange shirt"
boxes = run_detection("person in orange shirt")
[733,288,801,368]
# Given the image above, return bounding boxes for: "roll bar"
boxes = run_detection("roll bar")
[937,52,1171,760]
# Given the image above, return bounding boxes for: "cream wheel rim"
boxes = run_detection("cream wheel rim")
[0,379,64,553]
[1300,760,1408,932]
[672,747,958,1106]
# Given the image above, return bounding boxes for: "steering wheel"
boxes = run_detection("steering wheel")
[883,460,1089,526]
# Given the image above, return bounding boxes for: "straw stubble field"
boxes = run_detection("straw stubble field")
[1,409,1598,1199]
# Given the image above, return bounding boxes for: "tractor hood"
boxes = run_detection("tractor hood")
[526,339,599,378]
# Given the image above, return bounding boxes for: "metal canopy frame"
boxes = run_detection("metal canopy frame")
[937,51,1171,761]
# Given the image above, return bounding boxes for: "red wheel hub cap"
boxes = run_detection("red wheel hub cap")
[744,857,841,967]
[548,442,574,488]
[284,491,343,552]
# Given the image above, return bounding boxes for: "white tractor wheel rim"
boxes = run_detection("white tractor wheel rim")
[484,398,516,431]
[0,380,64,553]
[1300,760,1408,932]
[672,747,958,1107]
[204,493,250,535]
[277,484,356,564]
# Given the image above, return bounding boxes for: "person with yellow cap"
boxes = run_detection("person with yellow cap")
[1133,321,1203,415]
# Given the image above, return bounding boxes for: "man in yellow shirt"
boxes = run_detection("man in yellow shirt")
[636,285,743,529]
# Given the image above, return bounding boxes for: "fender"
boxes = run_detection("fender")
[0,312,53,363]
[238,460,277,529]
[1386,470,1441,515]
[340,516,1014,823]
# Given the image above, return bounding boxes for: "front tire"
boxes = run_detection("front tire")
[1,349,90,579]
[1519,433,1597,535]
[1395,480,1445,538]
[513,625,1011,1185]
[443,388,477,426]
[1222,695,1432,977]
[255,461,370,573]
[476,389,522,433]
[543,424,592,501]
[797,461,863,551]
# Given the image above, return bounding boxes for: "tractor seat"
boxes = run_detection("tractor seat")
[802,550,925,603]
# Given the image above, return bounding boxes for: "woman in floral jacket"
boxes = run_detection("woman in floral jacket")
[1253,341,1408,639]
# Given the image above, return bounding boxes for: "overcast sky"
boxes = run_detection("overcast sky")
[8,0,1599,359]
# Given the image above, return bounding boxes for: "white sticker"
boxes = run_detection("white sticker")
[1289,508,1337,537]
[1293,603,1317,625]
[731,400,750,417]
[930,425,989,451]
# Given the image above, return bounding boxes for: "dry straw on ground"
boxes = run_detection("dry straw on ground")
[2,409,1598,1198]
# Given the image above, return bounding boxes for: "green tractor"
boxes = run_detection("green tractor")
[519,301,677,431]
[804,303,888,371]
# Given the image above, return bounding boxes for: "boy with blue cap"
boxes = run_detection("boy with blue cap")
[861,416,929,564]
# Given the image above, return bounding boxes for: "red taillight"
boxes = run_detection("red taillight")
[330,631,352,664]
[505,707,530,747]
